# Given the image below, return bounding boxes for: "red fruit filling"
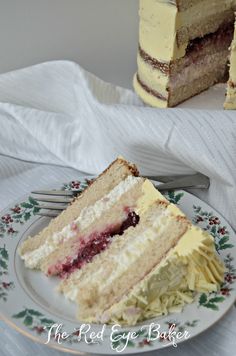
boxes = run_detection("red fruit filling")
[57,211,140,278]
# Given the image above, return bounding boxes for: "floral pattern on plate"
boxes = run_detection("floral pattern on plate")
[0,179,235,355]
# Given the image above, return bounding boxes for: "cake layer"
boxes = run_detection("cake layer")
[135,23,232,107]
[177,9,235,48]
[42,177,144,276]
[19,158,139,269]
[225,15,236,110]
[139,0,236,61]
[169,65,228,107]
[59,201,189,321]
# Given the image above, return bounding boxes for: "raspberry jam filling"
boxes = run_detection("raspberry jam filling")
[58,211,140,278]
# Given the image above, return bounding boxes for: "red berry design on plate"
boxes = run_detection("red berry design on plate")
[73,330,80,337]
[71,181,80,190]
[1,214,13,224]
[139,339,151,347]
[218,227,227,235]
[7,227,16,234]
[34,326,45,334]
[225,274,233,283]
[11,206,21,214]
[196,216,204,223]
[221,288,230,296]
[209,216,220,225]
[2,282,11,289]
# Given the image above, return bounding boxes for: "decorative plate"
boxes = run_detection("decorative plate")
[0,178,235,355]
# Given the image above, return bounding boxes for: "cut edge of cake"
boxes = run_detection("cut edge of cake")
[18,157,139,270]
[224,13,236,110]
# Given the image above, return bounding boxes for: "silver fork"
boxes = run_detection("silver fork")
[31,173,210,217]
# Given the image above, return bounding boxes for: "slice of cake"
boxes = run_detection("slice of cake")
[225,14,236,110]
[19,158,140,271]
[19,158,224,326]
[134,0,236,108]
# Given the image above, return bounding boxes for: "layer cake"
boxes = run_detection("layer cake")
[134,0,236,108]
[19,158,224,325]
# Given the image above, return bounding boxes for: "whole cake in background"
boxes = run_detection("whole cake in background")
[19,158,224,326]
[225,14,236,110]
[134,0,236,108]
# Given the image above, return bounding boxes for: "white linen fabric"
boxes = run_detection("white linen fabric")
[0,60,235,229]
[0,60,235,356]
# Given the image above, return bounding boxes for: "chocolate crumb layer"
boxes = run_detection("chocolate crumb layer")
[139,46,170,74]
[136,74,168,102]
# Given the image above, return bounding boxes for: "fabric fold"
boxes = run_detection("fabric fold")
[0,60,235,229]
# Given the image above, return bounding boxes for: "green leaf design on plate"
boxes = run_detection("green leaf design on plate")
[199,292,225,311]
[219,236,230,245]
[12,214,22,219]
[165,191,184,205]
[20,203,33,209]
[13,310,27,318]
[192,206,234,252]
[27,309,43,317]
[33,207,40,214]
[24,315,33,326]
[127,341,135,347]
[185,320,199,328]
[199,293,207,305]
[208,297,225,303]
[219,244,234,250]
[13,308,56,335]
[175,193,184,203]
[0,246,8,260]
[0,260,7,270]
[28,197,39,206]
[40,318,56,325]
[24,212,31,222]
[203,303,219,311]
[0,244,14,301]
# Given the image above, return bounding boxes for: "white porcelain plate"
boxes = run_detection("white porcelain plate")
[0,178,235,355]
